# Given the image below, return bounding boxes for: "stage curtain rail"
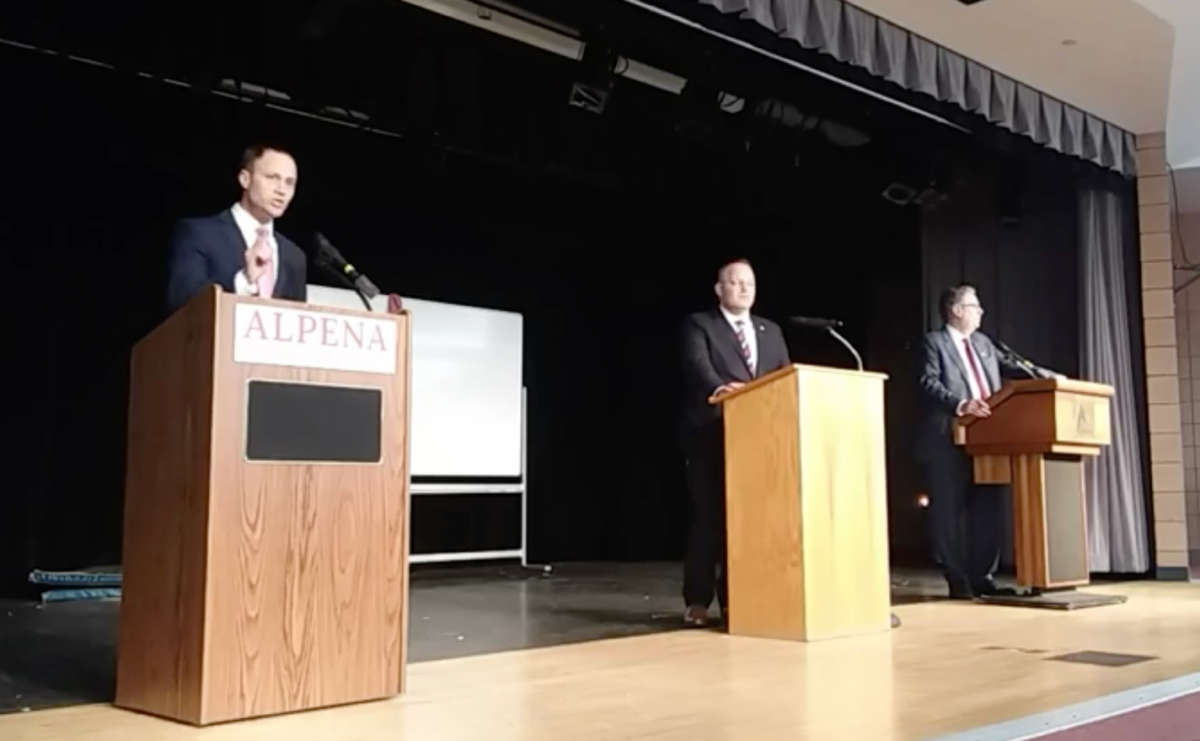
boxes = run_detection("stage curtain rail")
[696,0,1137,176]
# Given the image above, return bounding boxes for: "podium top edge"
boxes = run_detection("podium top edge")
[216,290,411,319]
[789,363,889,381]
[709,363,888,404]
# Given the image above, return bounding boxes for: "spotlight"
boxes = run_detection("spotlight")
[567,43,616,114]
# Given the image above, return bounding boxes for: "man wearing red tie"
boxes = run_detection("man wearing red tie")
[916,284,1040,599]
[679,258,791,627]
[165,144,308,314]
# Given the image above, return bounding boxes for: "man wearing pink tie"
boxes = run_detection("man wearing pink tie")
[165,144,308,313]
[916,284,1052,599]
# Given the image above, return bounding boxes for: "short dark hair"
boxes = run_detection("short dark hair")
[716,258,753,281]
[239,143,293,172]
[939,284,977,322]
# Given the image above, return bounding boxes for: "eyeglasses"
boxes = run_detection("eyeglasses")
[957,302,983,311]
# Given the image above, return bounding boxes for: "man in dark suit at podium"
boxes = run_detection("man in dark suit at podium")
[165,144,308,314]
[679,258,790,627]
[917,284,1055,599]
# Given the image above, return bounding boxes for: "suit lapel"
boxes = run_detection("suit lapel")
[942,328,971,388]
[218,209,245,261]
[971,334,1001,393]
[273,235,290,298]
[710,310,753,381]
[750,315,768,378]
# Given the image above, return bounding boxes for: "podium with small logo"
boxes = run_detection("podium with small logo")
[115,286,411,724]
[956,378,1120,605]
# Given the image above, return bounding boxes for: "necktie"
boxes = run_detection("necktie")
[962,337,989,399]
[253,226,275,298]
[735,320,754,375]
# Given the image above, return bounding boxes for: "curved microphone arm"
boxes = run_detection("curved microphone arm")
[317,259,374,311]
[827,327,864,371]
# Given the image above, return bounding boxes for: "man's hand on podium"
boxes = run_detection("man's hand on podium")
[962,398,991,418]
[713,381,746,398]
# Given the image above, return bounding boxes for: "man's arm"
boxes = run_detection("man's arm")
[918,334,965,414]
[682,316,727,398]
[165,220,210,314]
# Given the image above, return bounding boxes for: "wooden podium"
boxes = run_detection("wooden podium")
[713,364,891,642]
[115,287,412,725]
[955,378,1114,591]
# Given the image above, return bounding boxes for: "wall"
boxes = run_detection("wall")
[1135,133,1193,578]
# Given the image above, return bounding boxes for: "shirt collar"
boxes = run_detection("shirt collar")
[946,324,972,344]
[719,305,751,328]
[231,202,273,238]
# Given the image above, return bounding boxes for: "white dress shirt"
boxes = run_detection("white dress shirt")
[720,306,757,373]
[230,202,279,296]
[947,325,989,414]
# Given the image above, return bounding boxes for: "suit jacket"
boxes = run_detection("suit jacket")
[915,327,1031,462]
[165,209,307,314]
[680,309,791,440]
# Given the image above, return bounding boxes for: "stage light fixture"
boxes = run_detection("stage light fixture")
[568,43,617,114]
[400,0,689,95]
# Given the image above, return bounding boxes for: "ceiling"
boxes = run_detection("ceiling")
[844,0,1173,136]
[1131,0,1200,170]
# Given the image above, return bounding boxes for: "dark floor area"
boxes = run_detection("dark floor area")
[0,561,953,715]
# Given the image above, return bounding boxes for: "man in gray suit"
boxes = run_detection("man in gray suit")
[917,284,1055,598]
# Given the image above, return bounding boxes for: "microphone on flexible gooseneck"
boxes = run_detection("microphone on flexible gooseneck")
[787,315,843,330]
[994,338,1039,379]
[313,232,379,311]
[788,315,862,371]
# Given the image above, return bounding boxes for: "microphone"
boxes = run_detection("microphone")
[314,232,380,307]
[994,339,1040,379]
[788,315,844,330]
[789,315,862,371]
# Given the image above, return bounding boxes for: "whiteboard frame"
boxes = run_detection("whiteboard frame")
[408,388,539,568]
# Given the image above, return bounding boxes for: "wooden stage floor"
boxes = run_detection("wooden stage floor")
[2,581,1197,740]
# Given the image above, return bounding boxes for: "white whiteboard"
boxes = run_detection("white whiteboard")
[305,284,524,477]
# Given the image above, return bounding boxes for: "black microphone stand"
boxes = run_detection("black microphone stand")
[317,257,374,311]
[826,326,864,372]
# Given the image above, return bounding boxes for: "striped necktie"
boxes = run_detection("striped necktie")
[735,319,754,374]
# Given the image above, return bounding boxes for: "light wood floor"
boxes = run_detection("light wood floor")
[3,581,1199,741]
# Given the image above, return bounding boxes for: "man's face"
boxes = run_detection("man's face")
[238,149,297,221]
[952,290,984,334]
[715,262,756,313]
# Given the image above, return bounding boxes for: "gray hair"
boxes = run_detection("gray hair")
[939,284,977,322]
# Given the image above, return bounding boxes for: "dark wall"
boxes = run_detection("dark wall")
[921,156,1081,374]
[0,1,1113,594]
[0,27,930,594]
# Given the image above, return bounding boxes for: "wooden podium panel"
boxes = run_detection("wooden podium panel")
[956,378,1113,590]
[116,288,411,725]
[719,365,891,642]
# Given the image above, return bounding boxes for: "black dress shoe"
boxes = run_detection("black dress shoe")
[971,580,1017,597]
[945,576,974,599]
